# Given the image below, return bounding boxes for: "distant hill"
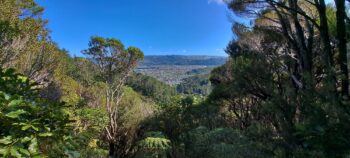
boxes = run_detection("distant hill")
[139,55,227,66]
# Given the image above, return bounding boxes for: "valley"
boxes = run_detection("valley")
[136,55,226,85]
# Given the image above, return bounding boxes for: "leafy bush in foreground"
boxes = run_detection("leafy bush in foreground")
[0,69,69,157]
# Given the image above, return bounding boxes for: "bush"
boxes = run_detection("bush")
[0,69,69,157]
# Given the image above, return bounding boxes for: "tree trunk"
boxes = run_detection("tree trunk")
[288,0,313,74]
[335,0,349,97]
[316,0,338,94]
[317,0,334,67]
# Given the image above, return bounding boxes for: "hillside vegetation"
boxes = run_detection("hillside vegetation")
[1,0,350,158]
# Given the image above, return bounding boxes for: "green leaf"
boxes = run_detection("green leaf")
[10,147,21,158]
[5,109,27,118]
[31,125,39,131]
[8,99,23,107]
[0,147,9,156]
[28,138,38,154]
[0,136,12,145]
[19,148,30,156]
[0,147,8,154]
[38,132,53,137]
[3,93,10,100]
[20,123,31,131]
[20,137,31,143]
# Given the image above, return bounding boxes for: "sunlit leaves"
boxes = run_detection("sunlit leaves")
[5,109,27,118]
[136,132,172,158]
[0,68,69,157]
[0,136,13,145]
[138,137,171,151]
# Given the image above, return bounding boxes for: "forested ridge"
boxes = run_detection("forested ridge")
[0,0,350,158]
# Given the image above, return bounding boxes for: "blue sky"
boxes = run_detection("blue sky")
[36,0,234,56]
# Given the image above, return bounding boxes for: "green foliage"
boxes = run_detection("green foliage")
[0,0,44,39]
[118,87,156,129]
[206,23,350,156]
[139,137,171,151]
[184,127,266,158]
[82,36,145,157]
[136,132,172,158]
[127,73,177,105]
[0,0,61,85]
[3,0,350,157]
[48,134,108,158]
[177,74,212,96]
[0,69,69,157]
[143,95,213,157]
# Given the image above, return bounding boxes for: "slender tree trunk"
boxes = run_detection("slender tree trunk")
[317,0,334,67]
[335,0,349,97]
[289,0,313,74]
[316,0,338,94]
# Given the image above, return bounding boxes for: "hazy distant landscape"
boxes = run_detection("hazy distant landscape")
[136,55,227,85]
[139,55,227,66]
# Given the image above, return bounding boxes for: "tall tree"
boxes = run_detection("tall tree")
[82,36,144,157]
[0,0,61,85]
[220,0,350,156]
[334,0,349,97]
[0,0,44,67]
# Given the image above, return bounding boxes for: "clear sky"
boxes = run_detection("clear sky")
[36,0,234,56]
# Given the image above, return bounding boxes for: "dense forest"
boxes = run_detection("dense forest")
[0,0,350,158]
